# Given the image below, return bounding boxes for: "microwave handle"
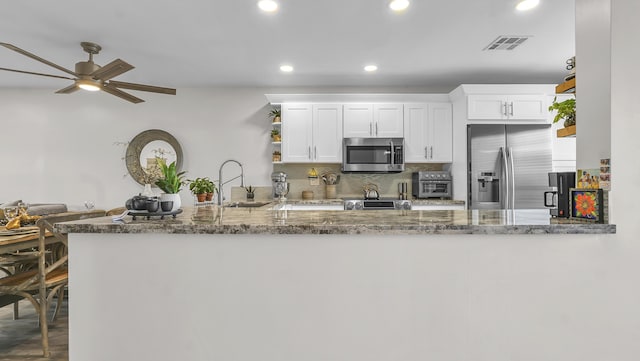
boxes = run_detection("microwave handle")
[390,140,395,165]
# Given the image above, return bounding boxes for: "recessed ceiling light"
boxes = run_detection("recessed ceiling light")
[258,0,278,12]
[389,0,410,11]
[364,65,378,72]
[280,65,294,72]
[516,0,539,11]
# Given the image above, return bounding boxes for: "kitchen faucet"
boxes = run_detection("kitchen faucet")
[218,159,245,205]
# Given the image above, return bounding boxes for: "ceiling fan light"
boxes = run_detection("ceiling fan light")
[516,0,540,11]
[77,79,101,91]
[389,0,410,11]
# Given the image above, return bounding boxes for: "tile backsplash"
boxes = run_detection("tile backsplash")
[265,163,447,200]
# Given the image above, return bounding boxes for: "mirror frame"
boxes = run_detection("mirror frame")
[125,129,184,185]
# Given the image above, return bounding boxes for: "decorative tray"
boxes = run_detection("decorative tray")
[127,209,183,220]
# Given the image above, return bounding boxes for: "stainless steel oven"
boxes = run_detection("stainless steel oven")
[342,138,404,173]
[412,171,452,198]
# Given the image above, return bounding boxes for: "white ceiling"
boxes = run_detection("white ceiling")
[0,0,575,93]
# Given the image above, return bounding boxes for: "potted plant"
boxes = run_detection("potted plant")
[272,150,281,162]
[271,129,281,142]
[548,96,576,127]
[269,108,281,123]
[245,185,255,201]
[188,177,210,202]
[155,160,186,211]
[205,178,217,201]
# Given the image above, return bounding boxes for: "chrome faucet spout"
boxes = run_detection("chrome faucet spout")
[218,159,244,206]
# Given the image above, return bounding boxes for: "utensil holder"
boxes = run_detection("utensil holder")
[325,184,337,199]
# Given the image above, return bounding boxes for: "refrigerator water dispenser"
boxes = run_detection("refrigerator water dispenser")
[477,172,499,203]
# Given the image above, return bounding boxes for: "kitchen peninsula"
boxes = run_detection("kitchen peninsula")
[58,205,615,235]
[56,206,614,361]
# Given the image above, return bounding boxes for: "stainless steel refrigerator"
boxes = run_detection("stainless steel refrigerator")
[468,124,552,209]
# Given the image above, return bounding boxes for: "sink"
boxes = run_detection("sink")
[270,204,344,211]
[224,201,271,208]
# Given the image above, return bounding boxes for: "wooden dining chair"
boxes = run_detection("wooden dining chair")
[0,210,106,357]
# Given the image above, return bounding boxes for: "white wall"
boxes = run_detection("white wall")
[0,88,274,209]
[575,0,611,168]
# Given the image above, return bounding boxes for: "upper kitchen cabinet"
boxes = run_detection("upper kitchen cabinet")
[281,103,342,163]
[467,94,548,121]
[404,103,453,163]
[343,103,403,138]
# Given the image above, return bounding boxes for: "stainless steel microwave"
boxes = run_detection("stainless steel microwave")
[342,138,404,173]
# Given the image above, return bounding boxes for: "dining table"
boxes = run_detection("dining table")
[0,226,52,254]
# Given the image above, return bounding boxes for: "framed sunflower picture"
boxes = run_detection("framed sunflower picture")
[570,188,604,223]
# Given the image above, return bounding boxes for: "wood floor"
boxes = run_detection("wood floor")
[0,298,68,360]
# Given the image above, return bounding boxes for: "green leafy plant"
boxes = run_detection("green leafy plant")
[268,108,281,120]
[548,97,576,126]
[188,177,210,195]
[155,161,186,194]
[271,129,280,136]
[205,178,217,194]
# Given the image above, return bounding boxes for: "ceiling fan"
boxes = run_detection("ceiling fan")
[0,41,176,104]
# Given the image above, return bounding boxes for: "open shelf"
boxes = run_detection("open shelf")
[555,78,576,94]
[556,124,576,137]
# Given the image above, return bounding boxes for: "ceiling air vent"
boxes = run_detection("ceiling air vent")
[483,35,531,50]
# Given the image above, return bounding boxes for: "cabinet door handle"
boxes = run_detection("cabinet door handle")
[369,122,373,136]
[425,147,428,159]
[314,146,317,160]
[375,122,379,136]
[430,146,433,159]
[503,102,508,116]
[308,146,311,160]
[509,102,514,116]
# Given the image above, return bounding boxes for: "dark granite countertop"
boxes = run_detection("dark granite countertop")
[55,204,616,235]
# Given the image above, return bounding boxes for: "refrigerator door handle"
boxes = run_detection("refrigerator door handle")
[508,147,516,209]
[500,146,509,209]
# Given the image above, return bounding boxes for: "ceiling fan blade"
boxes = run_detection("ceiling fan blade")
[91,59,134,81]
[0,42,77,77]
[0,67,76,80]
[108,80,176,95]
[55,84,79,94]
[102,84,144,103]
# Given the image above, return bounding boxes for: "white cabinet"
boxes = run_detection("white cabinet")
[467,94,548,121]
[343,103,403,137]
[281,103,342,163]
[343,104,373,137]
[313,104,343,163]
[403,103,453,162]
[374,104,404,137]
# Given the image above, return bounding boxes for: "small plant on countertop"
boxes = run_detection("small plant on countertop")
[548,96,576,127]
[155,160,186,194]
[245,185,256,200]
[188,178,207,194]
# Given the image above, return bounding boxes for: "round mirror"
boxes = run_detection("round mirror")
[125,129,183,185]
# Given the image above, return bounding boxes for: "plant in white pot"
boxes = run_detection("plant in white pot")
[155,160,186,212]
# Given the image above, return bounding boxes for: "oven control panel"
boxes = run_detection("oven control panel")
[344,199,412,210]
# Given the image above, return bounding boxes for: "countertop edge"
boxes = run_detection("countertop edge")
[55,223,616,235]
